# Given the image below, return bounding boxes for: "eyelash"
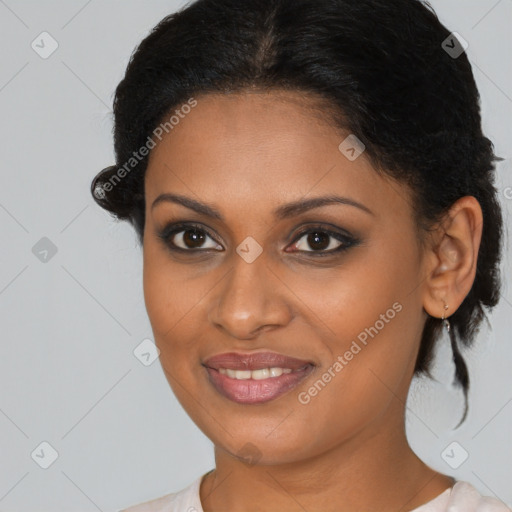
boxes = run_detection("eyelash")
[157,222,359,257]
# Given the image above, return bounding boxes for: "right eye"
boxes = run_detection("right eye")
[158,222,224,252]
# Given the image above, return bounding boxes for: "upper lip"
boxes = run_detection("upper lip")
[203,352,314,371]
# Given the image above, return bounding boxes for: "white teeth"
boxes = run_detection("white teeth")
[235,370,252,380]
[269,367,283,377]
[218,367,295,379]
[252,368,270,380]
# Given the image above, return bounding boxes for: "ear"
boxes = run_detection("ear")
[422,196,483,319]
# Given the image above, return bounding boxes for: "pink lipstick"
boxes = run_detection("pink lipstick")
[203,352,315,404]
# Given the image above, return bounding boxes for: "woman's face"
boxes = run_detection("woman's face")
[143,90,430,465]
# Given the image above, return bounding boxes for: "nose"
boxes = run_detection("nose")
[207,255,293,340]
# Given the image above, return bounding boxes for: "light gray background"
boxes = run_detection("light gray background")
[0,1,511,510]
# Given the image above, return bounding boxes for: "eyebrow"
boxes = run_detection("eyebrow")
[151,193,374,219]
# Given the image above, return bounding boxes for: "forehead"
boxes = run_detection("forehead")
[144,91,409,221]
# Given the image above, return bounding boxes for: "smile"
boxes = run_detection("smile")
[218,367,294,379]
[203,352,315,404]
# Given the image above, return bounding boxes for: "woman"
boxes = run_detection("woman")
[91,0,510,510]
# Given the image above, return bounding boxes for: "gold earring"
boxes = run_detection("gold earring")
[441,300,451,333]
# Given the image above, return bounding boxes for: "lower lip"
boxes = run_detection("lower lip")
[205,365,314,404]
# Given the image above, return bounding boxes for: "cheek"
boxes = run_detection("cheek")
[286,237,422,402]
[142,250,206,407]
[142,240,216,393]
[284,232,420,347]
[142,240,200,338]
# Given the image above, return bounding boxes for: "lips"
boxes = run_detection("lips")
[203,351,312,371]
[203,351,315,404]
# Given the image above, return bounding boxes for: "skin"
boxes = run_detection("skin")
[142,90,483,512]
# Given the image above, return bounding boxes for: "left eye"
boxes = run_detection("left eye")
[289,229,352,253]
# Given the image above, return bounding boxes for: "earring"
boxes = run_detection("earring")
[441,300,451,333]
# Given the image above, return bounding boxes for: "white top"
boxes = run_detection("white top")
[119,474,511,512]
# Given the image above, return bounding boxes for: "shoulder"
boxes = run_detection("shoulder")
[449,481,511,511]
[118,474,204,512]
[412,481,511,511]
